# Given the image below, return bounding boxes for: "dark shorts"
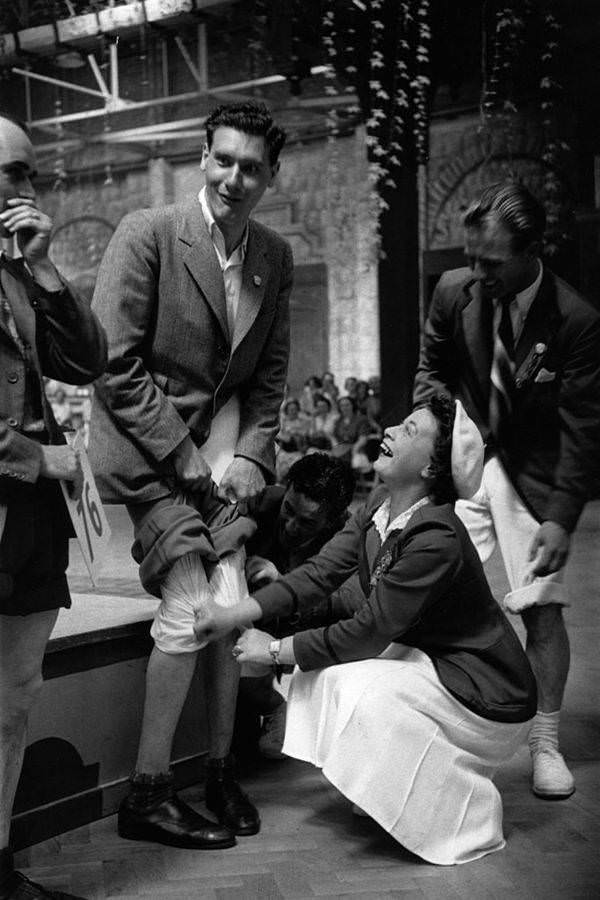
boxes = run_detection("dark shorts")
[0,479,72,617]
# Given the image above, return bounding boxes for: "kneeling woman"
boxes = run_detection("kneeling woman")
[195,394,537,865]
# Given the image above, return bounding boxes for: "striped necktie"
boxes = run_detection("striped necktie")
[489,295,515,442]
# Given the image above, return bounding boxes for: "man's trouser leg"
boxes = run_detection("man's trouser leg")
[457,456,574,799]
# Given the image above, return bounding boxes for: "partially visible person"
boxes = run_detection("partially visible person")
[332,395,371,464]
[299,375,322,416]
[89,101,292,850]
[354,380,371,416]
[49,385,72,427]
[413,182,600,800]
[321,371,339,405]
[194,395,537,866]
[343,375,357,398]
[309,393,338,446]
[0,112,107,900]
[278,398,309,451]
[234,453,356,760]
[366,375,381,424]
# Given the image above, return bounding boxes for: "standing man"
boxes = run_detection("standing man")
[413,182,600,800]
[89,102,292,849]
[0,113,107,900]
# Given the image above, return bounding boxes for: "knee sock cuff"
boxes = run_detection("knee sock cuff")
[528,709,561,752]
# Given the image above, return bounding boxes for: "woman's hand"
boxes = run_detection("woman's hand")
[193,595,243,644]
[233,628,274,666]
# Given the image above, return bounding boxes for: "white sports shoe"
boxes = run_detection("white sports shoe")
[531,747,575,799]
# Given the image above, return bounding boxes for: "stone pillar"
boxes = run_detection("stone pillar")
[148,157,174,207]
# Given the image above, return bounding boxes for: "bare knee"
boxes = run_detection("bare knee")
[0,668,44,730]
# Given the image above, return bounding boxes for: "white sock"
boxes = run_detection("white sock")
[529,709,561,754]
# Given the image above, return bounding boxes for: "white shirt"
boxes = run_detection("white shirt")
[199,186,248,339]
[494,259,543,344]
[372,496,431,543]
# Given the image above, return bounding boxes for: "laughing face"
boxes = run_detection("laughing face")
[464,215,537,301]
[374,408,439,488]
[201,126,277,242]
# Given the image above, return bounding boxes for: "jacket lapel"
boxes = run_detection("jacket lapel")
[0,264,36,352]
[178,202,230,341]
[514,268,560,371]
[231,221,269,354]
[460,280,493,406]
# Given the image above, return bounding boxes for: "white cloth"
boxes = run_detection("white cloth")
[198,393,241,486]
[372,496,430,542]
[199,186,247,338]
[283,645,528,865]
[495,259,543,344]
[456,454,567,613]
[152,548,247,654]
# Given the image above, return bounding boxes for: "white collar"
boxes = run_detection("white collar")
[198,186,248,261]
[513,259,543,319]
[372,495,430,542]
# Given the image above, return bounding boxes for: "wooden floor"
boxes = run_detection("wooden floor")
[14,504,600,899]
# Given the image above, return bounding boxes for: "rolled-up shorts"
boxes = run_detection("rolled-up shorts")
[0,479,72,616]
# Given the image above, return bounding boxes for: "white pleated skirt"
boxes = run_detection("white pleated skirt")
[282,644,529,866]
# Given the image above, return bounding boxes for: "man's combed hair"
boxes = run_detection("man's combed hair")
[422,393,458,506]
[205,102,286,166]
[463,182,546,252]
[287,452,355,520]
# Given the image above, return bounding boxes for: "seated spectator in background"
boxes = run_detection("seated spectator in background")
[343,376,357,399]
[321,371,340,405]
[279,398,309,450]
[332,395,372,465]
[50,385,72,427]
[195,395,537,866]
[354,380,371,417]
[366,375,381,424]
[234,453,356,760]
[300,375,323,416]
[310,393,338,446]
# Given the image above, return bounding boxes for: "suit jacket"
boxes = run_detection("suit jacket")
[89,199,293,503]
[0,259,107,487]
[413,266,600,533]
[253,487,537,723]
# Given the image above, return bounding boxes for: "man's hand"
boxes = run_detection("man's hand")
[1,197,49,262]
[40,445,83,499]
[233,628,274,666]
[528,521,570,577]
[169,435,211,492]
[219,457,265,503]
[245,555,280,588]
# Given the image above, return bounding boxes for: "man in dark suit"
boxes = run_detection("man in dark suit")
[413,182,600,799]
[0,112,107,900]
[89,102,292,849]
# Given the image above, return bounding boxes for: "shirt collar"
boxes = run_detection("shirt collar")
[198,186,248,263]
[514,258,543,320]
[372,495,430,542]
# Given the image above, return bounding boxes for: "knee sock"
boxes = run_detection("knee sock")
[528,709,561,753]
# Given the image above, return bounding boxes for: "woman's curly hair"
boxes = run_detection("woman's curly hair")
[420,393,458,506]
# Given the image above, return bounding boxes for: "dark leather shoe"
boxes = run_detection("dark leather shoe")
[0,870,85,899]
[118,792,236,850]
[205,759,261,836]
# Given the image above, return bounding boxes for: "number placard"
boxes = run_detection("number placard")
[60,433,111,587]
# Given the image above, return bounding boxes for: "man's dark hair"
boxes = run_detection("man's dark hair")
[463,182,546,252]
[205,102,286,166]
[0,110,30,138]
[420,393,458,506]
[287,452,355,520]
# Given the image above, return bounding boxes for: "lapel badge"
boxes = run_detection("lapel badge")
[253,274,262,287]
[534,342,547,355]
